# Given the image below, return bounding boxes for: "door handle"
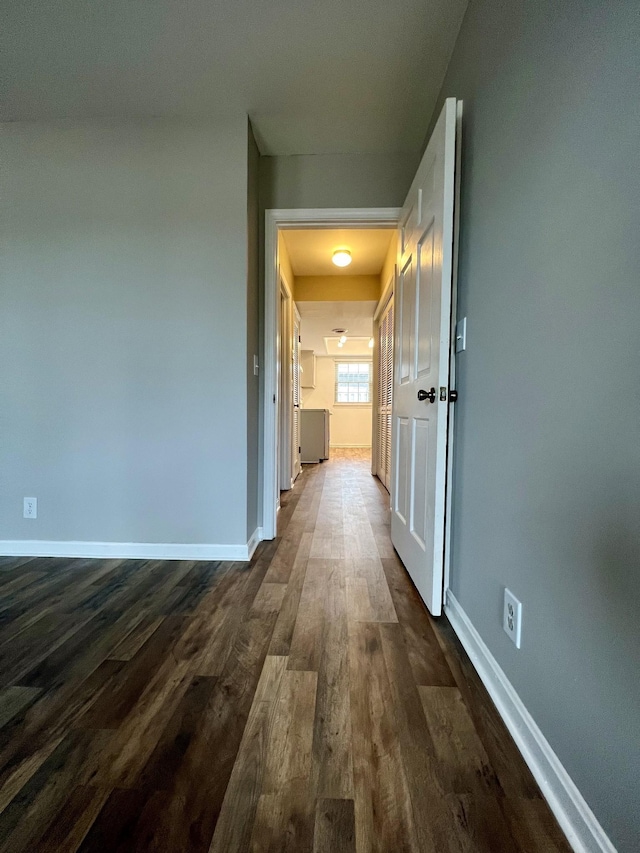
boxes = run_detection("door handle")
[417,388,436,403]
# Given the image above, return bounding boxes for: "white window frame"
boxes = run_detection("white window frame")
[333,358,373,406]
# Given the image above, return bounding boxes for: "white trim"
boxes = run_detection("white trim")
[374,270,395,323]
[0,538,261,562]
[445,592,617,853]
[330,444,372,448]
[263,206,401,540]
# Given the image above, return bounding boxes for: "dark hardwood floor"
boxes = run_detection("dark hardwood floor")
[0,450,571,852]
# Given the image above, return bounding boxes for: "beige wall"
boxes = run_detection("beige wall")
[379,232,397,295]
[302,357,372,448]
[278,232,296,295]
[295,275,380,302]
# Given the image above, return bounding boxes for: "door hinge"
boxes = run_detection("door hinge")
[449,389,458,402]
[273,394,276,403]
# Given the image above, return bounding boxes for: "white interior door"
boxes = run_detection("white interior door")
[391,98,457,616]
[292,306,302,481]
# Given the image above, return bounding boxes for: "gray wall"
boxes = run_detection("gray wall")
[433,1,640,848]
[247,122,260,539]
[260,152,418,211]
[0,119,251,548]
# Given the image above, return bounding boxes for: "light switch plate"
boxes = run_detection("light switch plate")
[455,317,467,353]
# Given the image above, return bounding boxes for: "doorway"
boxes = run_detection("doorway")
[262,209,400,541]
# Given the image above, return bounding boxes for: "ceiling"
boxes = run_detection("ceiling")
[283,229,394,276]
[1,0,468,155]
[298,300,376,356]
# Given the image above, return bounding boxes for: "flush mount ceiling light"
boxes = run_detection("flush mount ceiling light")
[332,249,352,268]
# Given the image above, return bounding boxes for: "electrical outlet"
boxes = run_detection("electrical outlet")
[23,497,37,519]
[503,588,522,648]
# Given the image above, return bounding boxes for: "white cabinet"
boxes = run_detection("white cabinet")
[300,349,316,388]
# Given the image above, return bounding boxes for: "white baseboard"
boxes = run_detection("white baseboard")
[444,591,617,853]
[329,444,372,448]
[0,536,262,563]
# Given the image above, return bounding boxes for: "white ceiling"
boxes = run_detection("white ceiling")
[1,0,468,155]
[298,300,376,356]
[283,229,394,276]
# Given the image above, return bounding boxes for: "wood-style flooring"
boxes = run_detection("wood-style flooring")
[0,449,571,852]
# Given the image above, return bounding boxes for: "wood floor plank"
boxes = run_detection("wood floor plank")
[348,620,420,853]
[31,785,110,853]
[249,669,318,853]
[209,656,288,853]
[0,686,41,730]
[311,565,353,800]
[381,555,456,687]
[76,788,149,852]
[287,558,330,672]
[430,616,543,799]
[313,798,356,853]
[0,729,113,853]
[499,796,573,853]
[268,536,312,657]
[418,685,503,797]
[251,582,287,613]
[0,660,124,813]
[345,576,373,623]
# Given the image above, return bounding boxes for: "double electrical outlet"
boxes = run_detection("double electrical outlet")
[23,497,37,519]
[503,588,522,648]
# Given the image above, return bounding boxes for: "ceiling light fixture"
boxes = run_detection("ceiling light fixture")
[332,249,352,268]
[339,335,347,344]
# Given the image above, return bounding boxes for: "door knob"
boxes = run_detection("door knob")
[417,388,436,403]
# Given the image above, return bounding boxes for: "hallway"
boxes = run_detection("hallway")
[0,451,570,852]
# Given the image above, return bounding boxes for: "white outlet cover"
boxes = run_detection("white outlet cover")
[23,497,37,519]
[503,588,522,648]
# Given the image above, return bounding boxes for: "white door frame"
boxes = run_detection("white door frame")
[372,269,395,484]
[278,271,294,492]
[262,207,401,540]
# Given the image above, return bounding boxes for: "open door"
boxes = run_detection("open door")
[376,293,394,492]
[391,98,458,616]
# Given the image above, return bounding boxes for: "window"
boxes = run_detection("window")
[335,361,372,404]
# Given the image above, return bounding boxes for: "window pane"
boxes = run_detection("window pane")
[335,361,371,403]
